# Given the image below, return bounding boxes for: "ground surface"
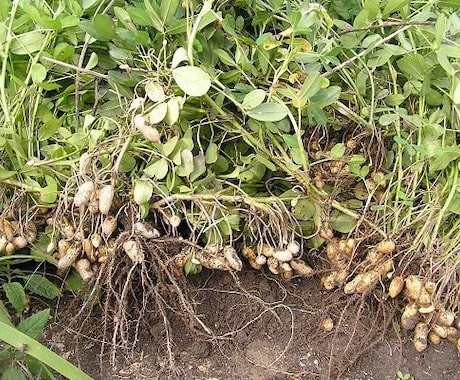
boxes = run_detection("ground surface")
[46,269,460,380]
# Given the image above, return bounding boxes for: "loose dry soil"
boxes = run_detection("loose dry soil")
[44,266,460,380]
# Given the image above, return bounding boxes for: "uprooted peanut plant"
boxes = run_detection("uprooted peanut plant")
[1,0,460,375]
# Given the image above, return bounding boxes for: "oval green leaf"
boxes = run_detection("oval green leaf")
[247,103,288,122]
[134,179,153,205]
[172,66,211,97]
[242,89,266,110]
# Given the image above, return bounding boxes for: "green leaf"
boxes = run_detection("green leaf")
[165,97,181,125]
[17,309,50,339]
[453,81,460,104]
[294,198,317,221]
[11,31,47,55]
[149,102,168,124]
[382,0,410,16]
[255,155,276,171]
[82,0,98,8]
[91,14,116,41]
[0,321,92,380]
[329,143,346,159]
[438,0,460,7]
[242,89,266,110]
[3,282,27,314]
[2,368,27,380]
[145,80,166,102]
[171,47,189,68]
[214,48,236,66]
[172,66,211,96]
[429,147,460,172]
[176,149,194,177]
[0,300,12,326]
[299,71,322,101]
[330,212,357,233]
[144,158,169,180]
[23,275,60,300]
[31,63,47,84]
[205,142,219,164]
[160,0,180,23]
[247,103,288,122]
[379,114,399,126]
[134,179,154,205]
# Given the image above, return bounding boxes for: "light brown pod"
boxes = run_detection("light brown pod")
[134,222,160,239]
[91,233,102,249]
[88,191,99,214]
[388,276,404,298]
[195,253,230,271]
[413,322,429,352]
[25,222,37,243]
[345,238,355,256]
[267,257,279,274]
[431,324,448,339]
[404,275,424,301]
[242,246,257,261]
[378,259,394,277]
[97,244,109,263]
[424,281,436,295]
[280,262,293,280]
[223,246,242,271]
[1,219,15,241]
[376,240,396,254]
[260,244,275,257]
[337,239,347,254]
[57,240,71,259]
[416,288,432,307]
[99,185,115,215]
[0,236,7,253]
[437,310,455,327]
[123,240,144,264]
[401,303,420,330]
[83,238,95,262]
[428,331,442,345]
[5,242,15,255]
[74,181,95,207]
[456,338,460,354]
[321,273,336,291]
[320,317,334,332]
[418,304,435,314]
[101,216,117,237]
[446,327,460,343]
[319,228,334,241]
[344,271,380,294]
[12,236,28,249]
[248,259,263,270]
[61,218,75,239]
[75,259,94,282]
[57,243,81,271]
[141,126,161,142]
[290,259,314,278]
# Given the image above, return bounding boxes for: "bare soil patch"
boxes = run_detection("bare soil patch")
[45,265,460,380]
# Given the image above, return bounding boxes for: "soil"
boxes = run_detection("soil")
[44,267,460,380]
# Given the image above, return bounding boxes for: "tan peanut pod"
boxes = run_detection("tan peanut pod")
[424,281,436,295]
[404,275,424,301]
[388,276,404,298]
[12,236,28,249]
[428,331,441,345]
[223,246,242,271]
[242,246,257,261]
[91,233,102,249]
[401,304,420,330]
[5,242,15,255]
[74,181,95,207]
[260,244,275,257]
[97,244,109,263]
[321,273,336,291]
[290,259,314,278]
[345,238,355,256]
[75,259,94,282]
[134,222,160,239]
[1,219,15,241]
[320,317,334,332]
[418,304,435,314]
[61,218,75,239]
[25,222,37,243]
[437,310,455,327]
[101,216,117,237]
[319,228,334,241]
[287,241,300,256]
[174,249,190,268]
[376,240,396,254]
[431,324,448,339]
[378,259,394,277]
[413,322,429,352]
[0,235,7,253]
[416,288,432,307]
[57,243,81,271]
[248,259,263,270]
[267,257,279,275]
[365,248,384,267]
[280,262,293,280]
[57,240,71,259]
[274,249,293,262]
[446,327,460,344]
[345,271,380,294]
[337,239,347,254]
[123,240,144,264]
[99,185,115,215]
[255,255,267,266]
[83,238,96,262]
